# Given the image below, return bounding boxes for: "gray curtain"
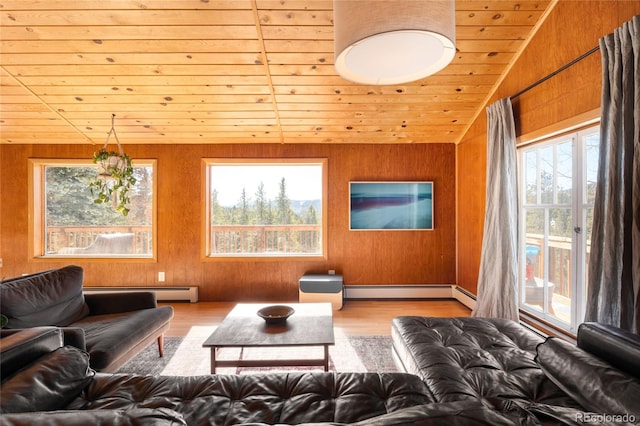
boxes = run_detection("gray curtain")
[472,97,519,321]
[586,15,640,333]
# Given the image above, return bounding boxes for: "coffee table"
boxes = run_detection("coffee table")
[202,302,335,373]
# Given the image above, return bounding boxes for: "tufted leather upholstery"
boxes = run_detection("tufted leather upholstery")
[5,319,639,424]
[67,371,434,425]
[391,316,582,408]
[1,328,441,425]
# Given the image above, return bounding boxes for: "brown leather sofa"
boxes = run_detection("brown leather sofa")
[2,320,640,425]
[0,327,525,426]
[0,265,173,372]
[392,317,640,424]
[2,299,639,424]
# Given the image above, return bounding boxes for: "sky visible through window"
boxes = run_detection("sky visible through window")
[210,164,322,206]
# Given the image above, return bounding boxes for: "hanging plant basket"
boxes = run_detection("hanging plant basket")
[89,114,137,216]
[96,152,126,179]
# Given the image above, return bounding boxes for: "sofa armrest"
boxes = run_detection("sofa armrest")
[84,292,158,315]
[0,327,63,381]
[2,327,86,351]
[536,336,640,417]
[60,326,86,350]
[577,322,640,380]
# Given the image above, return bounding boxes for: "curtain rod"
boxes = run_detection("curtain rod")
[510,45,600,100]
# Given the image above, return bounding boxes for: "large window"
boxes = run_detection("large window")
[203,159,327,258]
[518,125,599,333]
[30,159,156,259]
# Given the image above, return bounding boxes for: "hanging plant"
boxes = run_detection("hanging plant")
[89,114,137,216]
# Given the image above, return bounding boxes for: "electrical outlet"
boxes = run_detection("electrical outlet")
[158,271,165,282]
[328,269,336,275]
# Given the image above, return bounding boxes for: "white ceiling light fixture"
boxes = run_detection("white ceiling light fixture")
[333,0,456,85]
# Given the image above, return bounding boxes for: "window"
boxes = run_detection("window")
[518,125,599,333]
[203,159,327,258]
[29,159,156,259]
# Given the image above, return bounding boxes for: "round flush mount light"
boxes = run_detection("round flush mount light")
[333,0,456,85]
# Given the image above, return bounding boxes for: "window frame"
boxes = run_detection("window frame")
[202,158,328,260]
[517,124,599,334]
[28,158,158,262]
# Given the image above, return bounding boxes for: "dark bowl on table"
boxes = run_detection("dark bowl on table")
[257,305,295,325]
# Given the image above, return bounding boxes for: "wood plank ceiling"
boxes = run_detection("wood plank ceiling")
[0,0,552,145]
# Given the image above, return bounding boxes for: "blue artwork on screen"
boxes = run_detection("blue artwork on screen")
[349,182,434,230]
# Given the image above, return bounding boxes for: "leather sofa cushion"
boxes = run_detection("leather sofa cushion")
[0,345,95,413]
[0,408,186,426]
[71,306,174,371]
[238,400,543,425]
[535,336,640,417]
[349,400,534,426]
[391,317,581,408]
[577,322,640,380]
[68,372,434,425]
[1,265,89,328]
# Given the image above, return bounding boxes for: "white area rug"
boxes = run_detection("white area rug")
[118,326,397,376]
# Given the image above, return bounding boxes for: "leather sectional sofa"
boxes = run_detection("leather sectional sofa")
[1,265,639,426]
[392,317,640,424]
[1,317,639,424]
[0,327,516,426]
[0,265,173,372]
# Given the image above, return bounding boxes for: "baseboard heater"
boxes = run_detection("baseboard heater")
[452,285,476,310]
[344,285,454,299]
[83,286,198,303]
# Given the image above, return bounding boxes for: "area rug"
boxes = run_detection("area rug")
[117,326,398,376]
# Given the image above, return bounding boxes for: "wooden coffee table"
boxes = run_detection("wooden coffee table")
[202,302,335,373]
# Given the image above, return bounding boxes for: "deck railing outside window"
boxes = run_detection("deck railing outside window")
[47,224,321,256]
[47,226,153,255]
[210,224,321,255]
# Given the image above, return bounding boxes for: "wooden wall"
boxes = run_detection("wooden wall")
[5,1,637,302]
[456,0,640,295]
[0,143,456,301]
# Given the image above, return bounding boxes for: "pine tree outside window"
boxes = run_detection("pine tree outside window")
[203,159,327,259]
[29,159,156,259]
[517,125,599,333]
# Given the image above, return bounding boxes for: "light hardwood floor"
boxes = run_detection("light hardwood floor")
[159,300,471,337]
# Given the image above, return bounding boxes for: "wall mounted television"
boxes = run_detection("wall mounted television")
[349,181,434,230]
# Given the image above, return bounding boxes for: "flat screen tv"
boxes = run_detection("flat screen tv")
[349,181,434,230]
